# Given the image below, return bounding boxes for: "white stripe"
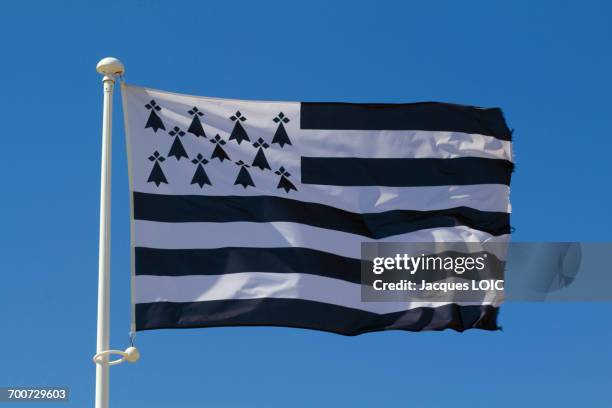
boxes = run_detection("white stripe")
[291,129,512,160]
[134,220,508,259]
[135,273,498,313]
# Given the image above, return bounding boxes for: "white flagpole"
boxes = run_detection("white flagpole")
[95,57,124,408]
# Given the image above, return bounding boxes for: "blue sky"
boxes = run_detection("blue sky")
[1,0,611,406]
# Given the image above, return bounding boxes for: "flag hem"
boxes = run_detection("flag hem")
[120,80,137,334]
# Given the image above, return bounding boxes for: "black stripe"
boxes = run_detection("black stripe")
[301,157,513,187]
[300,102,511,141]
[135,247,362,282]
[136,299,499,334]
[133,193,510,237]
[135,247,505,284]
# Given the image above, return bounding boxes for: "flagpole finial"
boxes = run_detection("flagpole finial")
[96,57,125,80]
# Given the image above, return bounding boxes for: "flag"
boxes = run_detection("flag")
[121,83,513,335]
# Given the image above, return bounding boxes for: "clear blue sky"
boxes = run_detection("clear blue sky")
[1,1,611,407]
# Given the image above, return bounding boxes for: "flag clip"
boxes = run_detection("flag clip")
[92,347,140,366]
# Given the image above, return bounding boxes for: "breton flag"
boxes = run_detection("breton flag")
[121,83,513,335]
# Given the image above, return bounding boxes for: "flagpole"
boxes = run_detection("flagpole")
[95,57,124,408]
